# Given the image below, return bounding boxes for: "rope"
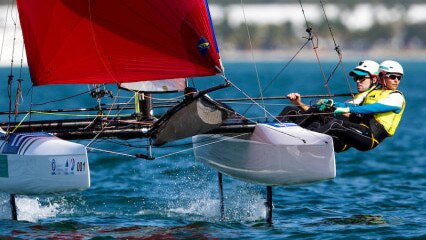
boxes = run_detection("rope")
[238,0,316,117]
[234,0,352,127]
[87,132,252,160]
[13,79,21,118]
[240,39,311,117]
[14,43,26,120]
[30,90,92,106]
[155,132,251,160]
[85,90,137,148]
[299,0,331,96]
[228,81,279,123]
[240,0,267,120]
[0,0,12,63]
[11,112,30,133]
[8,4,17,76]
[105,87,120,118]
[87,147,137,158]
[96,138,151,149]
[30,110,131,118]
[262,40,311,94]
[319,0,354,99]
[6,2,18,135]
[225,81,318,143]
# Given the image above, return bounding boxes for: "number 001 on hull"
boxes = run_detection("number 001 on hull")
[193,123,336,186]
[0,132,90,195]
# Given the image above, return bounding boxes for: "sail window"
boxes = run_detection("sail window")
[197,36,210,55]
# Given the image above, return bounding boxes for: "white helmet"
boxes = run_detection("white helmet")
[379,60,404,76]
[350,60,380,77]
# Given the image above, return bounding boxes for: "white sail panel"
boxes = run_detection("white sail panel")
[120,79,186,93]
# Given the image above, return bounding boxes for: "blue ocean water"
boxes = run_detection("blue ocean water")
[0,61,425,239]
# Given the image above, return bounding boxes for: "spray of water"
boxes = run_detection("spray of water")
[0,193,76,222]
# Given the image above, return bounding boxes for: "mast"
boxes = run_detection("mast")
[135,93,153,121]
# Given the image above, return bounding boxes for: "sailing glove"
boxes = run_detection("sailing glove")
[334,107,350,116]
[316,99,334,111]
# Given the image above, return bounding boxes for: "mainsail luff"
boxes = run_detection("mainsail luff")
[17,0,222,86]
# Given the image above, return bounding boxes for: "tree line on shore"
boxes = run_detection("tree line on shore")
[1,0,424,52]
[213,17,426,52]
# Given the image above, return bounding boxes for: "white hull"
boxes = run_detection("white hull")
[193,123,336,186]
[0,132,90,195]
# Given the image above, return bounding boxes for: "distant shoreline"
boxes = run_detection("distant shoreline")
[219,49,426,62]
[1,49,425,67]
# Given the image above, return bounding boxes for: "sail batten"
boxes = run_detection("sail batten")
[17,0,222,86]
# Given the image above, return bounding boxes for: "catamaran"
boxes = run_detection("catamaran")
[0,0,340,221]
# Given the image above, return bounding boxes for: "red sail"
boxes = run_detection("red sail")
[16,0,222,85]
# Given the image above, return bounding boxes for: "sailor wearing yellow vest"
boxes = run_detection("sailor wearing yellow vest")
[278,60,380,152]
[326,60,381,152]
[278,60,379,123]
[345,60,380,107]
[323,60,405,151]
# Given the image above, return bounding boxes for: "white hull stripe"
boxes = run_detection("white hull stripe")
[18,137,45,155]
[1,133,53,154]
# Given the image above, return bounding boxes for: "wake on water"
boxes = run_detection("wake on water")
[162,186,266,222]
[0,193,62,222]
[0,180,268,223]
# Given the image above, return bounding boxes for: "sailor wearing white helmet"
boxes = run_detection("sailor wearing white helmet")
[349,60,380,99]
[278,60,381,152]
[319,60,406,151]
[282,60,379,113]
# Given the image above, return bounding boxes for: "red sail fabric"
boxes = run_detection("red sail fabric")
[16,0,222,85]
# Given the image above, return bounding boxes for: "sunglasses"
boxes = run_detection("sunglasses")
[353,76,370,82]
[385,74,402,80]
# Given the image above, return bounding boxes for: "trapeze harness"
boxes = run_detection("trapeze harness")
[320,89,405,151]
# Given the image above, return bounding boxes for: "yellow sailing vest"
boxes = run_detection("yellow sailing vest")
[347,86,377,105]
[346,91,367,104]
[363,89,405,136]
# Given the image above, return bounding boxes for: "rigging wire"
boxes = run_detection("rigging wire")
[319,0,354,99]
[6,2,18,134]
[1,2,11,128]
[87,147,137,159]
[238,1,333,118]
[93,138,152,149]
[0,0,12,64]
[235,0,355,123]
[85,90,137,148]
[86,132,250,160]
[227,81,309,142]
[222,1,353,144]
[240,38,311,117]
[2,1,346,159]
[299,0,331,96]
[260,40,311,94]
[240,0,267,120]
[30,89,93,106]
[81,85,120,131]
[147,132,251,160]
[14,19,26,120]
[105,87,121,117]
[229,81,278,122]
